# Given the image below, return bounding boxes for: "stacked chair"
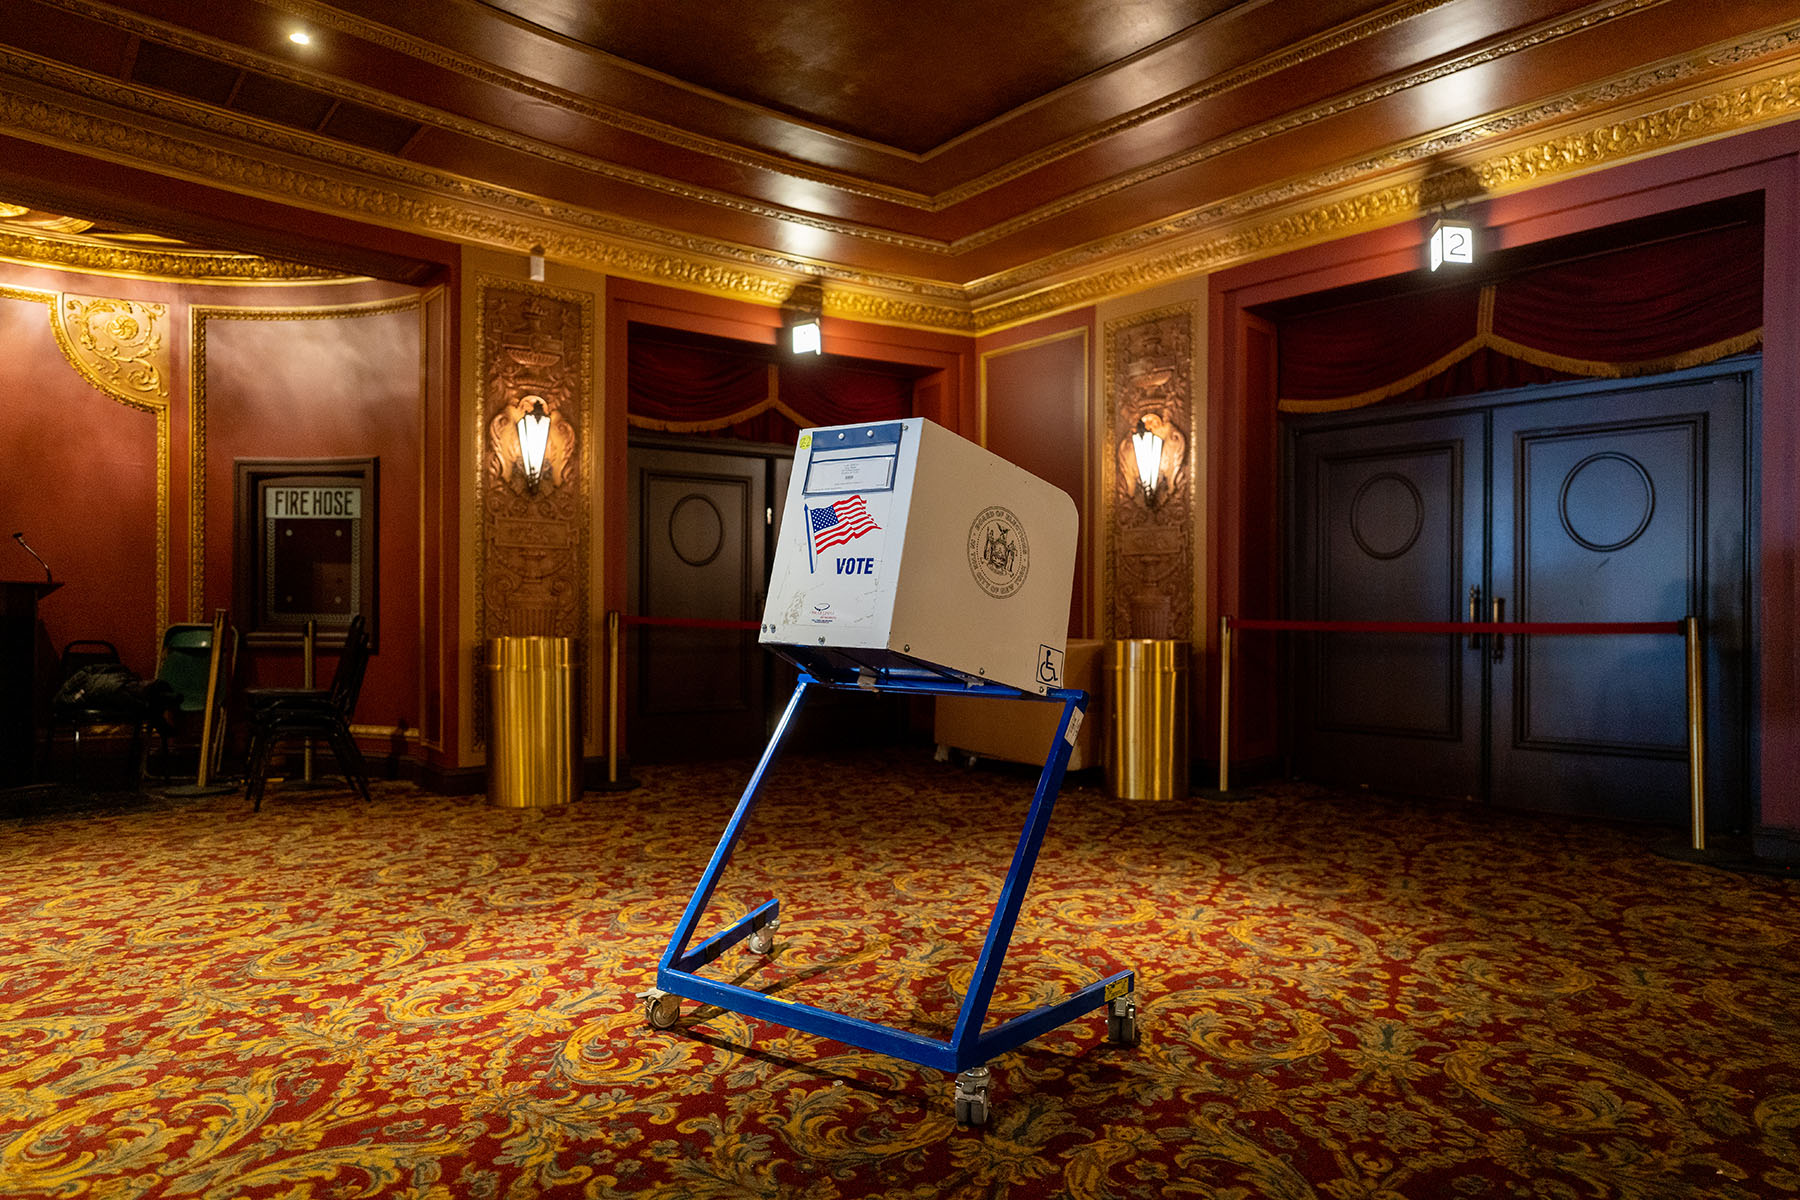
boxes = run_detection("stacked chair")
[243,615,373,811]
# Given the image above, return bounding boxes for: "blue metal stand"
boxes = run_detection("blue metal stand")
[643,669,1138,1125]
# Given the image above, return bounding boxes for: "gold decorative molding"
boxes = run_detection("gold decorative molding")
[970,52,1800,332]
[0,227,342,282]
[190,296,424,619]
[56,294,169,402]
[2,283,169,635]
[4,20,1799,335]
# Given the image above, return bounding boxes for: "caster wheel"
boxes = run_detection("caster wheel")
[954,1095,988,1126]
[747,917,778,956]
[642,989,681,1030]
[1108,996,1139,1046]
[953,1065,991,1127]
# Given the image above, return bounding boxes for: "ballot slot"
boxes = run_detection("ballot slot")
[801,422,903,494]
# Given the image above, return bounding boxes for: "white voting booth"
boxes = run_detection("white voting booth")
[761,418,1077,694]
[644,417,1137,1127]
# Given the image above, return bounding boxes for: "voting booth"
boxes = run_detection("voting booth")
[643,419,1138,1126]
[761,418,1077,694]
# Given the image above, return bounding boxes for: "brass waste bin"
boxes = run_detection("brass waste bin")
[487,635,580,808]
[1107,639,1189,801]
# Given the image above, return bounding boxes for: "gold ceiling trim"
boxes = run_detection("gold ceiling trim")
[3,38,1799,336]
[0,227,343,283]
[1,283,170,635]
[967,51,1800,331]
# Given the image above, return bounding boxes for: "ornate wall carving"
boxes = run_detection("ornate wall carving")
[474,280,592,742]
[1105,304,1195,642]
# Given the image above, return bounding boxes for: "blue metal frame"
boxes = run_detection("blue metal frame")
[655,671,1135,1075]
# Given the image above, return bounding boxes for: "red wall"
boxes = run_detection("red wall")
[199,299,425,731]
[978,311,1095,637]
[0,285,161,675]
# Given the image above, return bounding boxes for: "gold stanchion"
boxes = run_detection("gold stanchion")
[1218,616,1232,795]
[302,619,316,784]
[1686,615,1706,852]
[164,609,236,796]
[596,611,639,791]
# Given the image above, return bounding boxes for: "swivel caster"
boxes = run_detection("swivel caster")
[747,916,779,956]
[640,988,681,1030]
[953,1065,991,1126]
[1107,994,1139,1047]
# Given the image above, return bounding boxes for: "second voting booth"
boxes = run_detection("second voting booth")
[642,417,1137,1125]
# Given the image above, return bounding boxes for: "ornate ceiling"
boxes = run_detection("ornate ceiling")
[1,0,1798,329]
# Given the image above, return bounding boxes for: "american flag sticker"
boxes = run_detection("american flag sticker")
[810,494,881,555]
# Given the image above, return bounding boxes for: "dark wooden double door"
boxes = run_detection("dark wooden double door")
[1287,367,1751,828]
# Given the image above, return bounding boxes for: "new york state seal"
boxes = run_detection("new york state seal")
[967,505,1029,599]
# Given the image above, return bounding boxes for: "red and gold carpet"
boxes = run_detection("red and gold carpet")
[2,747,1797,1198]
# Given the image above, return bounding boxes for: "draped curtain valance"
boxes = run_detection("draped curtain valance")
[628,337,913,444]
[1277,223,1764,413]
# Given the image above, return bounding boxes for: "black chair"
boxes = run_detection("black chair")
[44,639,150,789]
[243,616,373,811]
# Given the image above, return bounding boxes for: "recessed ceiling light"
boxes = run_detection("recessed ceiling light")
[289,29,313,46]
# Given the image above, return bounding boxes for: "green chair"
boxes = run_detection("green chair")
[152,622,236,782]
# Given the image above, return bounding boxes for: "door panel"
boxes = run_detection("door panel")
[627,446,766,761]
[1287,369,1749,829]
[1292,413,1485,796]
[1490,378,1746,824]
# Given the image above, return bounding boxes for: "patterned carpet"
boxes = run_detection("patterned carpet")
[1,746,1797,1199]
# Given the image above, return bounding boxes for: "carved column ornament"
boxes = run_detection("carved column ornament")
[1105,304,1195,641]
[475,280,592,742]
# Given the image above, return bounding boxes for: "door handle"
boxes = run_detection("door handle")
[1491,597,1505,662]
[1468,585,1481,649]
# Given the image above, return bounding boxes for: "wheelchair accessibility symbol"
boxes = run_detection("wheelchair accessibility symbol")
[1037,645,1063,685]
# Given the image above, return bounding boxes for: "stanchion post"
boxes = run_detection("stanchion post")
[1218,615,1232,794]
[607,610,621,786]
[1685,615,1706,852]
[301,619,316,784]
[191,609,228,789]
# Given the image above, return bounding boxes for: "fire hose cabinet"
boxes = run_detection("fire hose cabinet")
[761,417,1078,693]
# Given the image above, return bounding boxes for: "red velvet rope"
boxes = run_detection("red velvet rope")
[618,614,761,631]
[1228,618,1683,635]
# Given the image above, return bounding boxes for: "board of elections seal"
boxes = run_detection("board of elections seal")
[967,505,1029,598]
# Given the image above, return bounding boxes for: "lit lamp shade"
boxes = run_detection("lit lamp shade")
[1429,219,1475,271]
[1131,418,1165,506]
[790,317,822,355]
[516,397,552,485]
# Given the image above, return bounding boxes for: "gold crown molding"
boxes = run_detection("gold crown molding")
[189,295,423,619]
[6,27,1800,339]
[968,51,1800,333]
[0,227,336,283]
[1,283,170,635]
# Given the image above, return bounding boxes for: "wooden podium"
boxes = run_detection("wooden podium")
[1,580,59,788]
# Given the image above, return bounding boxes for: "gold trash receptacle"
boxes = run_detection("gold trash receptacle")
[1107,639,1190,800]
[487,636,580,808]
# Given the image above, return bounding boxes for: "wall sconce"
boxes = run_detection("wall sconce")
[528,244,546,282]
[1131,417,1165,508]
[516,395,552,487]
[1429,217,1475,271]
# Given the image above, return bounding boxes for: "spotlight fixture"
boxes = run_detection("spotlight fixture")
[288,29,313,46]
[789,316,822,356]
[1429,217,1475,271]
[528,244,546,282]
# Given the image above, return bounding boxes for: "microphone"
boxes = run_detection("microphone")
[12,532,51,583]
